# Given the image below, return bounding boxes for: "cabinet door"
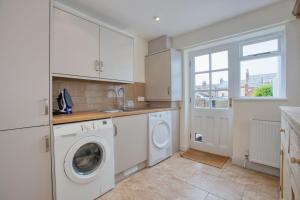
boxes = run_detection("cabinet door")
[113,114,147,174]
[100,27,134,82]
[0,126,52,200]
[170,50,183,101]
[171,110,180,154]
[0,0,50,130]
[146,50,171,101]
[53,8,100,78]
[283,150,292,200]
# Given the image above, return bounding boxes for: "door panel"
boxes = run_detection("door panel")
[145,50,171,100]
[113,114,147,174]
[0,126,52,200]
[190,46,233,156]
[100,27,134,82]
[53,8,100,78]
[0,0,50,130]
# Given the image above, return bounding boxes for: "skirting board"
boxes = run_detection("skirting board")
[232,157,280,177]
[115,161,147,183]
[180,145,190,152]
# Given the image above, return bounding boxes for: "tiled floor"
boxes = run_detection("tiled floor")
[98,154,279,200]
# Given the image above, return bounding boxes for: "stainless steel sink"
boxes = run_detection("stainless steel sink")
[102,109,124,113]
[102,108,138,113]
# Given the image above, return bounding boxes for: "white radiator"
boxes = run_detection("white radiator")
[249,119,280,168]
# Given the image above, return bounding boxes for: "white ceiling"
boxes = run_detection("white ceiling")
[56,0,282,39]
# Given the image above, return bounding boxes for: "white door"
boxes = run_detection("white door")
[189,45,234,156]
[100,27,134,82]
[0,0,50,130]
[0,126,52,200]
[53,8,100,78]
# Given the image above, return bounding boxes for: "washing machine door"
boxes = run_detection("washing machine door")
[152,120,171,149]
[64,136,110,184]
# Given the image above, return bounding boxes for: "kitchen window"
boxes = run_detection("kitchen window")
[239,35,285,98]
[189,28,286,104]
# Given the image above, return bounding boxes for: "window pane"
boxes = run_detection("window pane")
[240,56,280,97]
[211,90,229,109]
[242,39,278,56]
[195,73,209,90]
[212,51,228,70]
[195,91,210,108]
[212,70,228,90]
[195,54,209,72]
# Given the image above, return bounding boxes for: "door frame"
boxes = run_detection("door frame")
[188,43,236,156]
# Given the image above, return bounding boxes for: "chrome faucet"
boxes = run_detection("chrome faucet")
[117,87,127,110]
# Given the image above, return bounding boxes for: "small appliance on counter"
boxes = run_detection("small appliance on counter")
[54,88,74,115]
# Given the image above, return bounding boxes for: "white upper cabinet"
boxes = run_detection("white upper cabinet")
[53,8,100,78]
[146,49,182,101]
[53,9,134,82]
[0,0,50,130]
[100,27,134,82]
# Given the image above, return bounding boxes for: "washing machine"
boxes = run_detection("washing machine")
[53,119,115,200]
[148,111,172,166]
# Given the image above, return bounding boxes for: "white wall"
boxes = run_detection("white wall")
[173,1,294,49]
[173,0,300,169]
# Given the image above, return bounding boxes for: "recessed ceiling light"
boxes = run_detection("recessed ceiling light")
[154,16,160,21]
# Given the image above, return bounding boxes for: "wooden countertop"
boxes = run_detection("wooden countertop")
[280,106,300,136]
[52,107,178,125]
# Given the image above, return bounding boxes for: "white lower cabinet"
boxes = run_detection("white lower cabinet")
[171,110,180,154]
[280,109,300,200]
[0,126,52,200]
[113,114,148,174]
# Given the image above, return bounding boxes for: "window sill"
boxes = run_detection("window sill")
[233,97,288,101]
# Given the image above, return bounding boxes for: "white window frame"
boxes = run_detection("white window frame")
[237,33,286,99]
[189,44,233,110]
[187,26,287,103]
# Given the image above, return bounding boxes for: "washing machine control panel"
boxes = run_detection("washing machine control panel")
[81,123,94,132]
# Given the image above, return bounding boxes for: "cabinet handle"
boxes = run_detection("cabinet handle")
[229,97,233,108]
[100,61,104,72]
[44,98,49,115]
[279,128,285,134]
[113,124,118,136]
[45,135,50,152]
[167,87,170,95]
[95,60,100,71]
[291,157,300,164]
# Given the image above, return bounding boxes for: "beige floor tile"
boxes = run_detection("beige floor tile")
[97,154,279,200]
[205,194,224,200]
[242,189,278,200]
[187,172,245,200]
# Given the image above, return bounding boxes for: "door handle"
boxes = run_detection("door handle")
[95,60,100,71]
[100,61,104,72]
[229,97,233,108]
[44,98,49,115]
[291,157,300,164]
[113,124,118,136]
[45,135,50,152]
[279,128,285,134]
